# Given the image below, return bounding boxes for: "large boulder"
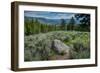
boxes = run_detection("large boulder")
[52,39,71,55]
[48,39,72,60]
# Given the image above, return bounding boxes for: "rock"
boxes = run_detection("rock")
[52,39,71,54]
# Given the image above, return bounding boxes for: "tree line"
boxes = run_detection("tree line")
[24,14,90,35]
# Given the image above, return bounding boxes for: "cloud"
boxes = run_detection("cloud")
[24,11,75,19]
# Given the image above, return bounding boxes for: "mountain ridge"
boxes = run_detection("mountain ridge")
[25,16,79,25]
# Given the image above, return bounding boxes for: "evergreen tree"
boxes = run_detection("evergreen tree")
[60,19,66,30]
[75,14,90,31]
[67,17,75,30]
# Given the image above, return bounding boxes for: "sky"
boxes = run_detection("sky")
[24,11,75,19]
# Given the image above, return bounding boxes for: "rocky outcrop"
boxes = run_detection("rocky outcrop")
[49,39,71,60]
[52,39,71,54]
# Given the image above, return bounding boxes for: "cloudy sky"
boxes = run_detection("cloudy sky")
[24,11,75,19]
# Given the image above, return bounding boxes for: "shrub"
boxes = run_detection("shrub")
[24,31,90,61]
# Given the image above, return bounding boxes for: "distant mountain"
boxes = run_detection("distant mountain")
[24,16,79,25]
[37,18,71,25]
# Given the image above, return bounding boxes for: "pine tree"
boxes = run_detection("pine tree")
[67,17,75,31]
[60,19,66,30]
[75,14,90,31]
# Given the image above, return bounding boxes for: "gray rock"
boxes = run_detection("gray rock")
[52,39,71,54]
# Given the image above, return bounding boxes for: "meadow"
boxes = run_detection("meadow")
[24,31,90,61]
[24,11,90,61]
